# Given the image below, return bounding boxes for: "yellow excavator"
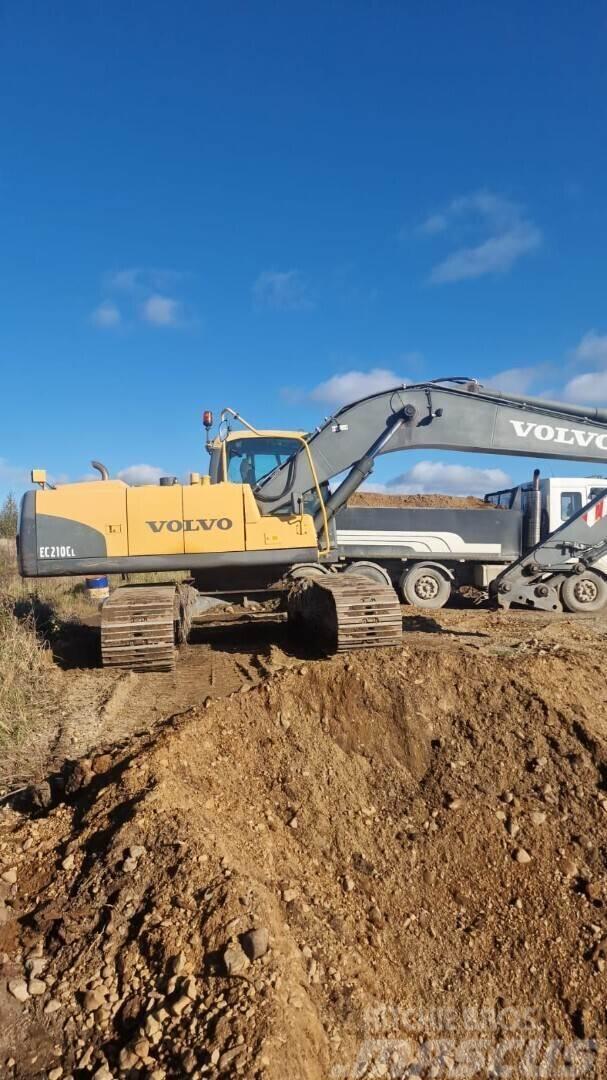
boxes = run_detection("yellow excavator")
[19,404,405,667]
[18,377,607,670]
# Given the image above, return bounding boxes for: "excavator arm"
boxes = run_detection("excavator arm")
[255,378,607,519]
[491,486,607,612]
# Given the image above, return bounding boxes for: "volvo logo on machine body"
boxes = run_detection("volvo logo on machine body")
[509,420,607,450]
[146,518,233,534]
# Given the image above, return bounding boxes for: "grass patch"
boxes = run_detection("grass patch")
[0,527,191,787]
[0,593,59,783]
[0,557,93,783]
[0,557,189,784]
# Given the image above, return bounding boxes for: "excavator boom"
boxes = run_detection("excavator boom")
[255,378,607,515]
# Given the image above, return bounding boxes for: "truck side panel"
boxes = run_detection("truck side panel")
[333,506,522,562]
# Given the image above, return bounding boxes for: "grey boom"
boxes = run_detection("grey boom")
[255,378,607,516]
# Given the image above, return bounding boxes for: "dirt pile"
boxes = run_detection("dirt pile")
[350,492,490,509]
[1,630,607,1078]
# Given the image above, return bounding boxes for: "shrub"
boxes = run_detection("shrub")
[0,493,18,539]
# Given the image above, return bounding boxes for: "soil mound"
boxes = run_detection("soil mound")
[350,492,490,509]
[1,639,607,1078]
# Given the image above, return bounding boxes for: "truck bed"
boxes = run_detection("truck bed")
[333,505,522,562]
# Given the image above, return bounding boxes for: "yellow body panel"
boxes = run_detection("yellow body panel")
[35,476,318,560]
[182,482,246,553]
[37,481,128,557]
[127,486,185,555]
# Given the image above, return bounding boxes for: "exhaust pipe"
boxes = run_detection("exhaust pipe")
[91,460,110,481]
[524,469,541,552]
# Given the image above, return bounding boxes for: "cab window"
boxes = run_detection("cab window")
[590,486,607,502]
[560,491,582,521]
[486,491,508,507]
[226,436,301,485]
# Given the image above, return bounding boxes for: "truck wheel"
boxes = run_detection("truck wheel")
[400,565,451,609]
[287,563,329,581]
[343,561,393,587]
[561,571,607,613]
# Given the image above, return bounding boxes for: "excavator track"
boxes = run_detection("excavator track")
[288,573,402,653]
[101,585,181,672]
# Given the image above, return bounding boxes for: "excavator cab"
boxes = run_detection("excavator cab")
[224,435,302,487]
[207,427,304,487]
[207,424,332,527]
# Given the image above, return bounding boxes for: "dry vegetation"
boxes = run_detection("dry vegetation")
[0,547,85,783]
[0,594,56,771]
[0,541,184,785]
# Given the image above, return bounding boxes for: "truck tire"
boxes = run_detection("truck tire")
[561,571,607,613]
[343,561,393,588]
[287,563,329,581]
[400,564,451,609]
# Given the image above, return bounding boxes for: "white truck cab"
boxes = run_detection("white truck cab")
[542,477,607,532]
[485,476,607,535]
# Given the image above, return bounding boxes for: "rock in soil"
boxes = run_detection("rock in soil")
[241,926,270,960]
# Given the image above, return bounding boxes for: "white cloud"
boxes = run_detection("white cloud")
[563,371,607,405]
[106,268,182,294]
[560,330,607,403]
[420,191,541,284]
[117,464,167,486]
[310,368,403,406]
[418,213,448,235]
[482,366,544,395]
[107,268,143,292]
[91,268,189,329]
[381,460,511,497]
[91,301,121,328]
[140,294,182,327]
[450,192,520,229]
[571,330,607,365]
[430,224,540,284]
[253,270,312,311]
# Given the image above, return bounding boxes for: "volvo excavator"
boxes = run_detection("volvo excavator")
[18,377,607,670]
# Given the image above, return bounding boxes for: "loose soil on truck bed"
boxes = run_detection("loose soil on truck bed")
[1,605,607,1079]
[350,492,490,509]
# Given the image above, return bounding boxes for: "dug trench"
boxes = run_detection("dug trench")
[1,619,607,1079]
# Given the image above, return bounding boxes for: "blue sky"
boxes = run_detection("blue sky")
[2,1,607,501]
